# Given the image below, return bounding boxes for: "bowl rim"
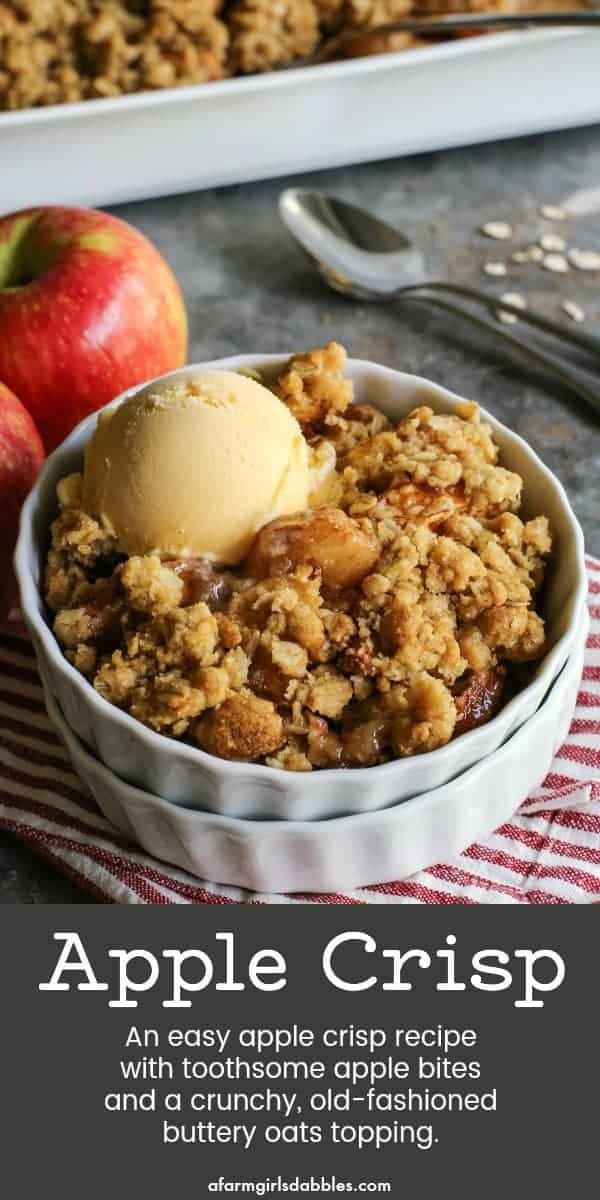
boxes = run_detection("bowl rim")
[44,622,584,834]
[16,353,587,789]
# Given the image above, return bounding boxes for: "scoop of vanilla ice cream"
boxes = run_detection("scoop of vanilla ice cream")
[82,370,310,564]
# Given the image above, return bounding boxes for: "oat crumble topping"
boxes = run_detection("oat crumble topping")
[1,0,580,109]
[0,0,423,107]
[46,341,552,770]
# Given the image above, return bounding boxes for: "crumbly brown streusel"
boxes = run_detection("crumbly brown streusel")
[46,340,552,771]
[3,0,570,110]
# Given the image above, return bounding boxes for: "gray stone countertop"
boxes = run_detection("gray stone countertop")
[2,124,599,903]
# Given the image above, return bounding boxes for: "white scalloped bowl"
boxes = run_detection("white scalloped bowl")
[16,355,587,821]
[42,618,586,893]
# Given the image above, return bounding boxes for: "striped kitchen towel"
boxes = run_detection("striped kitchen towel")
[1,557,599,904]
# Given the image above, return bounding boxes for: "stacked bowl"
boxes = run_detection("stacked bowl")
[15,357,588,893]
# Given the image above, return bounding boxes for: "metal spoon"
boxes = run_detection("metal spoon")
[279,188,600,414]
[312,8,600,62]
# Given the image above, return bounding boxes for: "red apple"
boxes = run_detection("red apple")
[0,380,45,620]
[0,206,188,450]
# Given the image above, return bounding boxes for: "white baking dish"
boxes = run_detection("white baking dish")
[2,30,599,210]
[42,619,585,893]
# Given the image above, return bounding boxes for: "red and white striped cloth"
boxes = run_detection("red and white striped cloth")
[1,558,599,905]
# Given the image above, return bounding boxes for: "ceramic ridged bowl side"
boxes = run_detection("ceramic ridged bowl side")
[16,356,587,821]
[42,620,586,893]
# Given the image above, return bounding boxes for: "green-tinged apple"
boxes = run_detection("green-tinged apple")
[0,206,188,450]
[0,380,45,619]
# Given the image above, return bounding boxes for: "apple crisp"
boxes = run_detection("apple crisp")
[46,341,553,771]
[1,0,578,110]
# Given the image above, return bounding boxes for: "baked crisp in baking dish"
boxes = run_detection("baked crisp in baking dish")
[0,0,581,111]
[46,342,552,770]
